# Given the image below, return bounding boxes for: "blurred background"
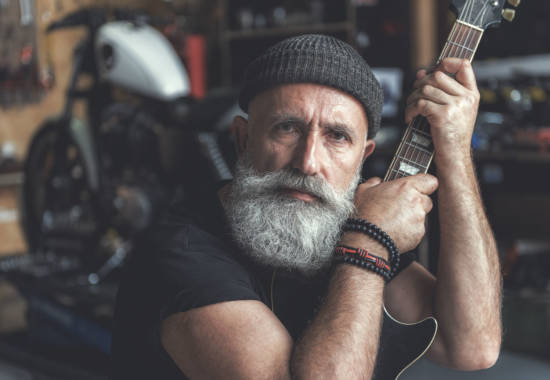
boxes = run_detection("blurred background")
[0,0,549,378]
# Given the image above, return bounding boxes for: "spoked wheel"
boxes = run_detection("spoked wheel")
[22,118,101,258]
[23,107,173,279]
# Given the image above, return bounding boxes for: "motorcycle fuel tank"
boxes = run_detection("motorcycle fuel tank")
[95,21,191,101]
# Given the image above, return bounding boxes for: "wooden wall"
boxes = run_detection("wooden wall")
[0,0,169,161]
[0,0,159,255]
[410,0,438,70]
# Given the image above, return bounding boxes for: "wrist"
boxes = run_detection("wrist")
[434,149,473,172]
[339,232,389,261]
[334,245,391,281]
[342,218,400,280]
[331,262,387,285]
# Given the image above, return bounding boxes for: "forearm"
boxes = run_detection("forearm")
[291,249,385,379]
[434,155,501,368]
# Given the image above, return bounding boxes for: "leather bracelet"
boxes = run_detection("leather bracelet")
[334,245,391,282]
[342,218,400,279]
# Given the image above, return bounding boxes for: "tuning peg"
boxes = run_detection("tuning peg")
[502,8,516,22]
[507,0,521,7]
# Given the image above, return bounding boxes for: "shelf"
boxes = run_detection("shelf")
[223,22,353,40]
[0,172,23,188]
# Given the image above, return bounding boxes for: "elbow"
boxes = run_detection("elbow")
[450,341,501,371]
[463,348,500,371]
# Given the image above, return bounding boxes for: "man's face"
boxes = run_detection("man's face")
[226,84,377,274]
[238,83,375,197]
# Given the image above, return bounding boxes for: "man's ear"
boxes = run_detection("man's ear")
[231,115,249,157]
[362,139,376,164]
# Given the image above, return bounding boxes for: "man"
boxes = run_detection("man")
[111,34,501,379]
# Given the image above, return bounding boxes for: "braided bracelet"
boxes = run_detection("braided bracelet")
[342,218,400,279]
[334,245,391,282]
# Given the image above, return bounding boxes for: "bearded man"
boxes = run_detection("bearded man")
[110,35,502,379]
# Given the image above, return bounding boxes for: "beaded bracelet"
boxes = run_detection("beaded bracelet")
[342,218,400,279]
[334,245,391,282]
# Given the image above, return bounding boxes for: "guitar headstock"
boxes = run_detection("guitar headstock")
[450,0,521,30]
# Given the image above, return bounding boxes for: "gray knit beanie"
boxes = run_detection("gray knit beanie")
[239,34,383,138]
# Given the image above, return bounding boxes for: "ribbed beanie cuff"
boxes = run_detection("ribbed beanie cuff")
[238,34,383,138]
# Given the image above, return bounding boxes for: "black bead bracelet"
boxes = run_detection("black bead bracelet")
[342,218,400,279]
[334,252,391,282]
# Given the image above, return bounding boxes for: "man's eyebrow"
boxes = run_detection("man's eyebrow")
[267,113,306,124]
[322,122,357,140]
[266,113,359,140]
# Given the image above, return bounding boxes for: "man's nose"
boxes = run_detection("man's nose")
[292,130,321,176]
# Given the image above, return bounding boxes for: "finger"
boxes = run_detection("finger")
[420,194,434,213]
[406,85,454,107]
[405,98,449,125]
[414,70,463,97]
[440,58,477,91]
[361,177,382,188]
[437,57,465,75]
[416,69,428,80]
[409,174,439,195]
[412,73,431,90]
[405,101,421,125]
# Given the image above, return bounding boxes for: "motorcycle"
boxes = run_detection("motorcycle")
[21,7,234,282]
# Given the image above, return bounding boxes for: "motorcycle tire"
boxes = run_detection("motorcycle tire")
[21,118,101,257]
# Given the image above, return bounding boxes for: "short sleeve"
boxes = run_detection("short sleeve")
[111,210,264,380]
[151,223,262,321]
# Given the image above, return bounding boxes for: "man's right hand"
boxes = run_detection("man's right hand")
[351,174,439,253]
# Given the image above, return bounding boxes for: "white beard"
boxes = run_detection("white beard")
[225,157,361,275]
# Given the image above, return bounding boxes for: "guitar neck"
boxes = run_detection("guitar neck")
[383,20,484,182]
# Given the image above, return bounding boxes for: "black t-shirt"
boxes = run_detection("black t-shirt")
[110,188,415,379]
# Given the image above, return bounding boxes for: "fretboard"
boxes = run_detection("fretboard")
[383,20,484,182]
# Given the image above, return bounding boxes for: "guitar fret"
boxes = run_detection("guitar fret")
[403,140,432,156]
[446,40,475,54]
[456,20,484,33]
[410,127,431,139]
[409,131,432,149]
[441,23,483,61]
[395,154,428,170]
[390,168,408,178]
[385,16,486,184]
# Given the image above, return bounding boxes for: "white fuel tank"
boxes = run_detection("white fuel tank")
[95,21,191,100]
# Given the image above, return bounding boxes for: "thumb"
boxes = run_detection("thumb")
[361,177,382,188]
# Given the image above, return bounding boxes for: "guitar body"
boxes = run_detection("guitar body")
[373,309,438,380]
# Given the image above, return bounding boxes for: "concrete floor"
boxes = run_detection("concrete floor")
[0,350,547,379]
[401,351,550,379]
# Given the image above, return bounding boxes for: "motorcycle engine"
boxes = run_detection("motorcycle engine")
[98,103,170,237]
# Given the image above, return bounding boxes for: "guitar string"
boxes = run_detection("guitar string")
[413,22,480,170]
[389,22,461,181]
[464,0,490,61]
[406,22,464,173]
[386,1,488,182]
[404,22,478,178]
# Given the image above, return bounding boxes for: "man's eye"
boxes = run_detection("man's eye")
[329,131,349,142]
[276,123,297,133]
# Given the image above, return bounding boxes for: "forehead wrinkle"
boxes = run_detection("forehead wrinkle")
[322,122,358,140]
[267,111,308,125]
[250,84,368,139]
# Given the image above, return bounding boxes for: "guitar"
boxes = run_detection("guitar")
[374,0,519,378]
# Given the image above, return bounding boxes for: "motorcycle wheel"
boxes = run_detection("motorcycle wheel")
[21,118,101,256]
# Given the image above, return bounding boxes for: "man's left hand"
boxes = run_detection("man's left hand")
[405,57,480,168]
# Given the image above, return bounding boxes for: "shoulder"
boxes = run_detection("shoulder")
[147,208,249,277]
[127,208,264,315]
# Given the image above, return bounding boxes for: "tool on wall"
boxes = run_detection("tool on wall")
[0,0,45,108]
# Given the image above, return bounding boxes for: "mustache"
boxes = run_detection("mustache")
[234,164,351,207]
[227,158,358,274]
